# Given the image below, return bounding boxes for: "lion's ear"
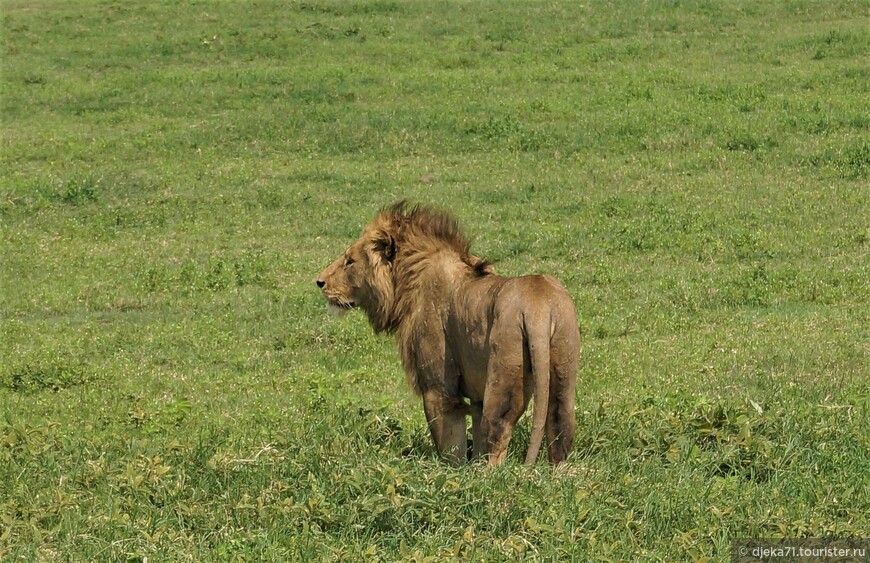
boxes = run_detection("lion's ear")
[372,231,397,262]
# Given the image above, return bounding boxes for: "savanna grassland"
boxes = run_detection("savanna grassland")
[1,0,868,560]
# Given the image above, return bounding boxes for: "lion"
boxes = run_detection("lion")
[316,201,580,466]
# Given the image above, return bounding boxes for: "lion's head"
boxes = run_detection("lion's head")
[316,201,491,334]
[315,220,397,333]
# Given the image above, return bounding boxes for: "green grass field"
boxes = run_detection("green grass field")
[2,0,868,560]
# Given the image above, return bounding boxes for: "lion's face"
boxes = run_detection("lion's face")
[316,240,366,315]
[316,226,397,331]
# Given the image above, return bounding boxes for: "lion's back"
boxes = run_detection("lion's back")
[498,275,577,322]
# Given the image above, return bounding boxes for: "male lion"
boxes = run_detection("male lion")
[316,201,579,466]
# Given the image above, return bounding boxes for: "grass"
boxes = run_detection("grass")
[1,0,868,560]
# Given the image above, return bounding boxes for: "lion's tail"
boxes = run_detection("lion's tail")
[523,309,552,466]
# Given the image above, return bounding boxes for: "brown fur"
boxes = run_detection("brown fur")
[317,201,579,466]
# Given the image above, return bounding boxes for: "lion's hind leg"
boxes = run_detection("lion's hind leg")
[480,363,528,466]
[545,386,575,464]
[546,342,578,464]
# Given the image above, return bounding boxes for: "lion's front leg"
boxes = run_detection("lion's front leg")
[422,390,467,466]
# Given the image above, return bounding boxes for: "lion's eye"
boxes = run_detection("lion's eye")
[344,256,355,268]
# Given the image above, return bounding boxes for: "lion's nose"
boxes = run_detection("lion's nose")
[316,279,326,289]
